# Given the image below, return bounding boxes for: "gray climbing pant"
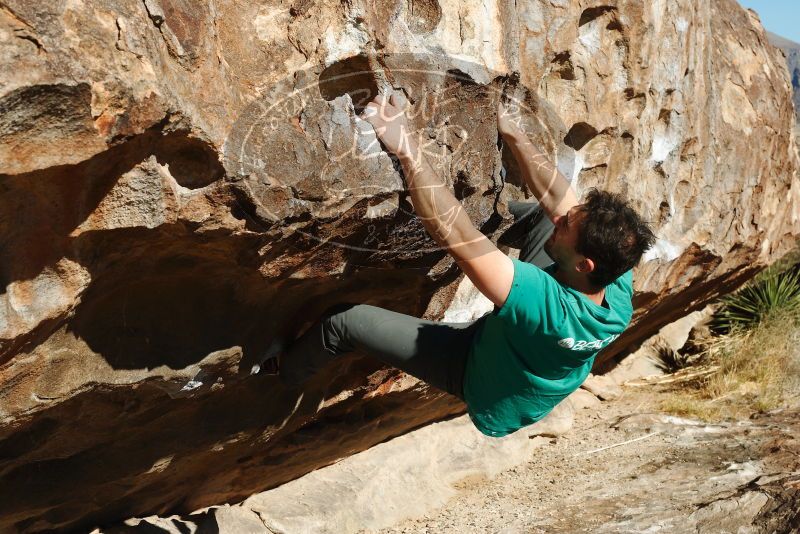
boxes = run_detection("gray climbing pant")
[280,200,555,398]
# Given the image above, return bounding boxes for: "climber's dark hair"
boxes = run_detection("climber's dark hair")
[575,188,656,288]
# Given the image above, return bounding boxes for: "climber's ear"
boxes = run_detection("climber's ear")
[576,256,596,275]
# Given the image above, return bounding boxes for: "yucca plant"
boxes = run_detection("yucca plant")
[711,265,800,334]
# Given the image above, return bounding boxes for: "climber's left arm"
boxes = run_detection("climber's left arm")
[360,93,514,308]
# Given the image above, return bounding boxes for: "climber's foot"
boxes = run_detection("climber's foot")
[250,337,288,376]
[250,354,280,376]
[259,354,280,375]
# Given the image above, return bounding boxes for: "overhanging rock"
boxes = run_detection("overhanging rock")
[0,0,798,531]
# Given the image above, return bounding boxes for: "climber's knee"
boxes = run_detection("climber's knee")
[319,303,366,354]
[322,304,382,354]
[320,302,359,321]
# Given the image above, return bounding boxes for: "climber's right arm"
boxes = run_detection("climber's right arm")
[497,101,579,224]
[360,92,516,309]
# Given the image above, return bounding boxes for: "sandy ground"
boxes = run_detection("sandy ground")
[367,383,800,534]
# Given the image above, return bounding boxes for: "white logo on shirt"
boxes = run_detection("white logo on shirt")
[558,337,575,349]
[558,333,620,351]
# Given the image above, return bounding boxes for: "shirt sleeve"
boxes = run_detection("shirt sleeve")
[495,257,566,334]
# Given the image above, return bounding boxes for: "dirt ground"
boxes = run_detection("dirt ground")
[368,384,800,534]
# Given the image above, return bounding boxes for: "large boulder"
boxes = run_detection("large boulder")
[767,31,800,124]
[0,0,798,531]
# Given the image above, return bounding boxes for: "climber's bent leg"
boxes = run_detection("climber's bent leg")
[280,303,483,400]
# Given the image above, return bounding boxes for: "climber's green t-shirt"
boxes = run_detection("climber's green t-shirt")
[463,257,634,438]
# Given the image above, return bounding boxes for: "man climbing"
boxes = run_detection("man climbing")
[259,91,655,438]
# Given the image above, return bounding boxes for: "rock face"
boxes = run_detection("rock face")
[768,31,800,124]
[0,0,798,531]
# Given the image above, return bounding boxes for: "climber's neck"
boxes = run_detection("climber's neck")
[552,264,606,306]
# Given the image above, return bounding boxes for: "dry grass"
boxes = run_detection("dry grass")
[659,308,800,422]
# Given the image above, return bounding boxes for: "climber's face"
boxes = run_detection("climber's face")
[544,204,595,276]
